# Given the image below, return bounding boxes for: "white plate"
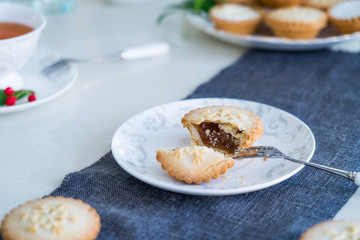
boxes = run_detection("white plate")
[0,46,78,114]
[186,12,360,51]
[111,98,316,196]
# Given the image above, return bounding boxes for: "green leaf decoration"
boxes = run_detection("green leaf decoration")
[193,0,205,10]
[0,90,6,106]
[13,90,34,101]
[192,0,216,11]
[157,0,217,24]
[0,89,35,106]
[157,4,189,24]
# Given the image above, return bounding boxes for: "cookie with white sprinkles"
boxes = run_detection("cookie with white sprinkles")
[0,196,101,240]
[300,219,360,240]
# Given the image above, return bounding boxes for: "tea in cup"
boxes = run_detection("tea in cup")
[0,3,46,78]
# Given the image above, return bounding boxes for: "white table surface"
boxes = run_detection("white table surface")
[0,0,359,223]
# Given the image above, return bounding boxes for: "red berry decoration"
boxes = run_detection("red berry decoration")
[5,96,16,106]
[28,94,36,102]
[4,87,14,96]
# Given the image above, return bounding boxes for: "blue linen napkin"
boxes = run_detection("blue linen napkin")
[3,50,359,240]
[52,50,360,239]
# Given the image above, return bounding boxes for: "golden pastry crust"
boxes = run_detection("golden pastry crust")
[214,0,257,3]
[1,196,101,240]
[304,0,344,9]
[156,146,235,184]
[181,105,263,154]
[328,1,360,34]
[300,219,360,240]
[210,4,262,35]
[265,6,328,39]
[260,0,303,8]
[214,0,260,7]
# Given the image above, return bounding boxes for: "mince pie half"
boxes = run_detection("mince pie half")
[156,146,234,184]
[181,105,263,154]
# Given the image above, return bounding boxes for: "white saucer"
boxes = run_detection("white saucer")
[111,98,316,196]
[0,46,78,114]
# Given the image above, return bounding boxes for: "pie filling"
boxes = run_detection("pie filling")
[194,122,243,154]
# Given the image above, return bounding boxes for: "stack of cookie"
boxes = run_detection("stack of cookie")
[209,0,360,39]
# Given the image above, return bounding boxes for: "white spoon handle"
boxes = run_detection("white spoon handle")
[121,42,170,60]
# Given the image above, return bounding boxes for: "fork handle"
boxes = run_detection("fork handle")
[282,155,359,185]
[120,42,170,60]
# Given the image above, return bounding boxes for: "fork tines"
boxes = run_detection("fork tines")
[42,60,70,76]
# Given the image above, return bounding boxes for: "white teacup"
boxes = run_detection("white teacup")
[0,3,46,77]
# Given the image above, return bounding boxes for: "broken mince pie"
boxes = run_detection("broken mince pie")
[156,146,234,184]
[181,105,264,154]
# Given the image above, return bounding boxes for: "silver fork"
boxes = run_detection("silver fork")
[233,146,359,185]
[42,42,170,75]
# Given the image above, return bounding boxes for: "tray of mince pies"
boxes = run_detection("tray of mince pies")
[185,0,360,50]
